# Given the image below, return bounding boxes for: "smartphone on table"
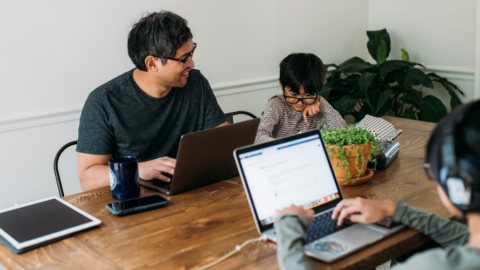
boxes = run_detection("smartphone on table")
[106,194,169,216]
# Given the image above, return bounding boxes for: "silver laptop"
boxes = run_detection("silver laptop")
[233,130,405,263]
[140,118,260,195]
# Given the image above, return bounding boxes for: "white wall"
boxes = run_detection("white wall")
[0,1,369,209]
[368,0,477,108]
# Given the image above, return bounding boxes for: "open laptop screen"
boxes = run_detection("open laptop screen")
[237,132,341,227]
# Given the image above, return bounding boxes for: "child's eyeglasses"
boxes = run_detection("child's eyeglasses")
[283,94,317,105]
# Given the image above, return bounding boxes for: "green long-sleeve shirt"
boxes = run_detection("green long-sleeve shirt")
[274,200,480,270]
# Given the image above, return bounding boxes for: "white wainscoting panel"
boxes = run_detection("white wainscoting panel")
[0,79,280,210]
[0,76,279,133]
[0,66,473,133]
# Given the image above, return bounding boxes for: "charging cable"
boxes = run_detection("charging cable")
[191,235,267,270]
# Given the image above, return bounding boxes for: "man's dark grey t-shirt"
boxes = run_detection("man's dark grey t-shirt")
[77,69,226,161]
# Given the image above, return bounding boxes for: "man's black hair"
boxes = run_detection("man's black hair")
[425,100,480,183]
[128,10,193,71]
[279,53,325,95]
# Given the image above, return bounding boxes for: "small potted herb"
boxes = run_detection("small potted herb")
[321,126,380,186]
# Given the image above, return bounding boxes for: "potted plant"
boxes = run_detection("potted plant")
[322,126,381,186]
[322,29,464,123]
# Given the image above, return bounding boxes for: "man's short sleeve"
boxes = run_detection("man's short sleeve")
[201,74,227,129]
[76,92,114,155]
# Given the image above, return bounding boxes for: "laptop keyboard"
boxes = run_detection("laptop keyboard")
[305,210,353,243]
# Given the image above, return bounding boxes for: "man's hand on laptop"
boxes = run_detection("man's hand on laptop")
[331,197,397,226]
[138,157,176,182]
[276,205,314,225]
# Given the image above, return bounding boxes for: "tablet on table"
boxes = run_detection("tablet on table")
[0,196,101,254]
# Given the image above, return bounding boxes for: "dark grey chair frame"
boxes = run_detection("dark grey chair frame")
[224,111,257,124]
[52,111,256,197]
[53,140,77,197]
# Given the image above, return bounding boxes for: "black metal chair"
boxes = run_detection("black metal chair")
[52,112,256,197]
[53,140,77,197]
[224,111,257,124]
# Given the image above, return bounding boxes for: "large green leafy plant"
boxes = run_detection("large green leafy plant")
[322,29,464,123]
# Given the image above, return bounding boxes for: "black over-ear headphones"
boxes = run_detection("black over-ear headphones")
[440,102,480,214]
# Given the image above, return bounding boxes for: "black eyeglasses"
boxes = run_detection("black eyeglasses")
[163,43,197,69]
[283,94,318,105]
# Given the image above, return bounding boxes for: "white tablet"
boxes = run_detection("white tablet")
[0,196,101,250]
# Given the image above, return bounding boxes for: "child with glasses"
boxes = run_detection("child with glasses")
[255,53,346,144]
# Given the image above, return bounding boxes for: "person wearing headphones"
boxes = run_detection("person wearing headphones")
[275,100,480,269]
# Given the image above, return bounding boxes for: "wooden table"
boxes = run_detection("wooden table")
[0,117,447,270]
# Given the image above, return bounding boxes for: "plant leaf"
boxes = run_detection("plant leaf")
[327,89,343,103]
[384,70,405,85]
[445,85,463,110]
[350,85,364,99]
[386,110,396,116]
[358,73,375,109]
[342,74,361,86]
[375,87,393,115]
[404,69,434,88]
[320,83,333,99]
[401,49,410,62]
[420,95,447,123]
[369,87,381,113]
[354,105,367,122]
[334,95,357,117]
[377,97,394,117]
[337,57,375,74]
[376,37,388,66]
[378,60,416,76]
[403,107,417,120]
[400,91,422,107]
[367,29,391,61]
[428,72,465,96]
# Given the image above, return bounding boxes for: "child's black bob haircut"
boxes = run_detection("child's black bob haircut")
[279,53,325,96]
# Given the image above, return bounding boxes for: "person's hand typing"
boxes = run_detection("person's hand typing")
[276,205,315,225]
[302,96,321,123]
[331,197,397,226]
[138,156,176,182]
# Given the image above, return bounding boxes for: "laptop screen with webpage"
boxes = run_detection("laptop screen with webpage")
[237,131,342,228]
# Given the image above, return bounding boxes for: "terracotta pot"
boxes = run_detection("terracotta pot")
[325,143,372,185]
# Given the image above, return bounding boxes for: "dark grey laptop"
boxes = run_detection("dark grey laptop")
[233,130,405,263]
[139,118,260,195]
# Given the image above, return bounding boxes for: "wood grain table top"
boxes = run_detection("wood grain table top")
[0,117,443,270]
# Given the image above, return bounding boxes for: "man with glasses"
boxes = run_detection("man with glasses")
[255,53,346,145]
[77,11,227,191]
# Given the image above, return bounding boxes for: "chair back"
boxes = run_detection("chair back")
[224,111,257,124]
[53,141,77,197]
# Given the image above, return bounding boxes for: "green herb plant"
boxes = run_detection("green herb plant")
[322,29,464,123]
[322,126,381,185]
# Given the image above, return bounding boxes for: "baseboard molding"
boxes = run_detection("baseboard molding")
[0,76,279,132]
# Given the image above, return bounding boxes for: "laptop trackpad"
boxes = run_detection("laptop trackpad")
[331,225,383,246]
[305,225,383,262]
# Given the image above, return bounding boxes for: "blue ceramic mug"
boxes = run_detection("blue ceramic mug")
[109,156,140,200]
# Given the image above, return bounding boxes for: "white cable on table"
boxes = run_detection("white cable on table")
[191,235,266,270]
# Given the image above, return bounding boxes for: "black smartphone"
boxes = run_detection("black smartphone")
[106,194,169,216]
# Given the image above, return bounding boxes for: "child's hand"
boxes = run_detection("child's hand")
[302,96,321,122]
